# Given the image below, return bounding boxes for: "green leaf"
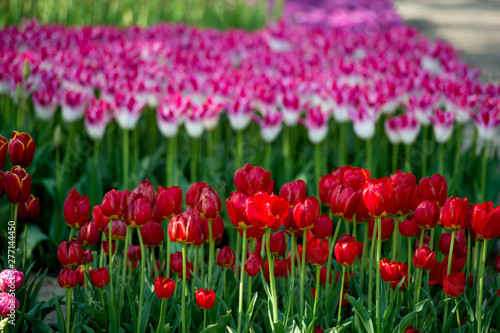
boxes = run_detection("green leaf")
[382,279,404,333]
[53,292,65,333]
[482,296,500,333]
[345,294,374,333]
[24,312,55,332]
[272,321,285,333]
[200,310,233,333]
[20,225,49,259]
[242,292,258,333]
[391,300,427,333]
[72,301,106,326]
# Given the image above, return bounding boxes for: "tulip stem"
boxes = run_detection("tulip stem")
[99,232,106,267]
[476,239,488,333]
[68,227,74,241]
[480,142,488,202]
[314,143,321,193]
[452,124,463,192]
[137,228,147,333]
[466,232,471,286]
[247,276,253,309]
[208,221,214,288]
[156,299,165,333]
[236,129,243,169]
[266,229,278,325]
[237,229,248,333]
[65,288,72,333]
[407,238,412,289]
[203,309,207,329]
[421,125,428,177]
[327,218,343,291]
[152,248,158,277]
[264,142,271,171]
[291,236,296,278]
[299,229,307,321]
[338,266,345,326]
[200,242,205,283]
[376,217,381,333]
[361,222,369,290]
[119,227,130,310]
[404,144,411,173]
[108,219,114,305]
[392,144,399,171]
[100,289,108,326]
[166,137,177,185]
[366,138,373,174]
[313,265,320,321]
[368,217,377,310]
[443,230,456,325]
[123,129,129,189]
[23,219,27,268]
[181,243,187,333]
[438,143,444,176]
[191,138,198,182]
[284,126,291,181]
[456,298,462,333]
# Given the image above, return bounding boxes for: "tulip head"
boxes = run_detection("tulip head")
[58,268,78,289]
[267,231,287,257]
[399,215,419,237]
[154,277,175,299]
[57,239,84,267]
[234,163,274,196]
[101,189,129,220]
[63,189,91,229]
[169,213,197,244]
[90,267,110,288]
[217,246,235,268]
[8,131,35,168]
[78,222,100,247]
[279,180,307,208]
[440,197,471,231]
[226,191,252,229]
[104,220,128,241]
[157,186,183,219]
[4,166,31,205]
[443,272,465,297]
[369,217,395,241]
[307,238,330,266]
[246,192,289,230]
[0,269,24,292]
[133,179,156,207]
[362,177,394,217]
[17,195,39,224]
[413,247,436,270]
[418,174,448,207]
[92,205,110,231]
[472,202,500,241]
[413,200,440,230]
[244,253,263,277]
[196,186,222,220]
[334,240,357,267]
[293,196,320,230]
[186,182,208,207]
[196,288,216,310]
[124,193,153,228]
[330,185,360,220]
[141,221,164,247]
[311,214,333,240]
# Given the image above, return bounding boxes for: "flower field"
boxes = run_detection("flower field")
[1,0,500,332]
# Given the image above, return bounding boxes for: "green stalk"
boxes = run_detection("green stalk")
[456,298,462,333]
[166,137,177,185]
[191,138,198,182]
[118,227,130,309]
[181,243,188,333]
[208,221,214,288]
[376,217,382,333]
[284,126,291,181]
[91,140,101,205]
[438,143,444,176]
[314,143,321,194]
[68,227,75,241]
[313,265,320,320]
[237,229,248,332]
[392,144,399,171]
[291,236,296,278]
[407,238,412,289]
[367,218,378,310]
[166,224,172,278]
[137,228,147,333]
[326,220,342,292]
[203,309,207,329]
[361,221,369,290]
[264,142,271,171]
[299,229,308,320]
[366,138,373,174]
[108,219,114,305]
[152,249,158,277]
[480,142,488,202]
[66,288,72,333]
[421,125,428,177]
[338,123,347,166]
[391,217,398,259]
[266,229,278,324]
[156,299,165,333]
[466,232,471,286]
[337,266,345,326]
[404,144,411,173]
[100,289,108,326]
[200,242,205,283]
[476,240,488,333]
[247,276,253,309]
[236,130,243,169]
[452,124,463,191]
[123,129,129,189]
[235,233,241,280]
[443,230,456,325]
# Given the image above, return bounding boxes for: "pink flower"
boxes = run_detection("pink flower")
[157,94,188,138]
[300,105,329,144]
[349,107,376,140]
[253,109,283,143]
[431,109,455,143]
[114,92,146,130]
[33,88,59,121]
[85,98,112,141]
[471,108,500,141]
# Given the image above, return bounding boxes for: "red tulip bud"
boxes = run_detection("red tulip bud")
[413,247,435,270]
[133,179,156,207]
[471,202,500,241]
[311,214,333,240]
[57,239,84,267]
[154,277,175,299]
[293,196,320,230]
[307,238,330,266]
[101,189,128,220]
[279,180,307,208]
[362,178,394,217]
[90,267,110,288]
[226,191,251,229]
[8,131,35,168]
[245,253,263,277]
[186,182,208,207]
[63,189,91,228]
[443,272,465,297]
[101,240,118,256]
[92,205,110,231]
[58,268,78,289]
[330,185,360,220]
[440,197,471,231]
[196,288,216,310]
[318,174,341,206]
[217,246,235,268]
[104,220,128,240]
[246,192,289,230]
[413,200,439,230]
[78,222,100,247]
[369,217,395,241]
[4,166,31,205]
[267,231,287,257]
[17,195,39,224]
[196,186,222,220]
[234,163,274,196]
[157,186,183,219]
[141,221,164,247]
[83,250,93,264]
[334,240,357,267]
[398,215,418,237]
[419,174,448,207]
[169,213,197,244]
[125,193,152,228]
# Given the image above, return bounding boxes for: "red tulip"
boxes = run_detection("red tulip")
[239,225,266,241]
[178,261,194,279]
[413,248,435,270]
[399,215,419,237]
[133,179,156,207]
[440,197,471,231]
[438,231,467,257]
[307,238,330,266]
[404,325,419,333]
[368,217,395,241]
[314,325,324,333]
[283,209,303,237]
[196,186,222,220]
[125,244,141,261]
[196,288,216,309]
[471,202,500,241]
[264,259,289,281]
[170,252,183,274]
[57,239,84,267]
[4,166,31,204]
[0,136,7,169]
[338,233,355,243]
[186,182,208,207]
[169,213,197,244]
[418,174,448,207]
[104,219,127,241]
[8,131,35,168]
[63,189,91,228]
[443,272,465,297]
[318,174,341,206]
[279,180,307,208]
[101,240,118,256]
[90,267,110,288]
[311,214,333,240]
[234,163,274,196]
[154,277,175,299]
[157,186,183,219]
[217,246,235,268]
[141,221,164,247]
[92,205,110,231]
[379,259,402,283]
[246,192,289,230]
[413,200,439,230]
[0,171,4,200]
[245,253,263,277]
[330,185,360,220]
[83,249,93,264]
[334,240,357,266]
[101,190,128,220]
[356,241,364,260]
[202,215,224,243]
[293,196,320,230]
[319,266,333,285]
[192,221,206,246]
[76,265,86,286]
[267,231,286,257]
[332,165,370,190]
[390,171,417,216]
[124,193,152,228]
[362,178,394,217]
[226,191,251,229]
[17,195,39,224]
[58,268,78,289]
[78,222,100,247]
